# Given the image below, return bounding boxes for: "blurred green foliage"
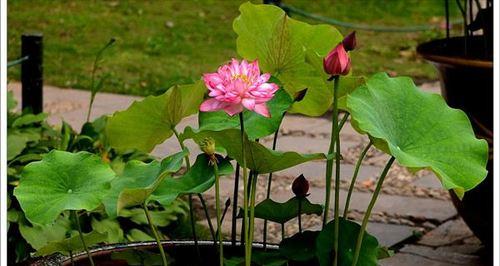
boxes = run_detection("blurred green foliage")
[8,0,460,95]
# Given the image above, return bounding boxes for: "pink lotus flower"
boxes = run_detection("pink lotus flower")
[200,59,279,117]
[323,43,351,76]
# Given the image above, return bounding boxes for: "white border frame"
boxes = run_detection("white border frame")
[493,0,499,265]
[1,0,8,265]
[0,2,498,266]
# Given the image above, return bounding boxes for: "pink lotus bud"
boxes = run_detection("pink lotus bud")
[342,31,357,51]
[323,44,351,76]
[292,174,309,198]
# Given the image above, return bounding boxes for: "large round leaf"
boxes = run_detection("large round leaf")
[7,129,40,160]
[103,150,187,217]
[106,82,205,152]
[18,214,72,251]
[150,154,234,206]
[91,218,124,244]
[254,197,322,224]
[36,231,108,256]
[233,2,342,116]
[346,73,488,197]
[199,88,292,140]
[14,150,116,225]
[181,128,325,174]
[280,231,319,262]
[316,219,379,266]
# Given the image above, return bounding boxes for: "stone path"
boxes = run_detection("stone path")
[8,82,489,265]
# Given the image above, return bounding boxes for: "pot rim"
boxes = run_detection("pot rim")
[32,240,279,266]
[417,37,492,69]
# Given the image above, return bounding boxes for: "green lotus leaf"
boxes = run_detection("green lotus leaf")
[224,256,245,266]
[304,50,365,110]
[233,2,342,116]
[336,76,366,110]
[181,128,325,174]
[106,82,205,152]
[36,231,108,256]
[7,129,41,160]
[254,197,323,224]
[12,113,48,128]
[280,231,319,262]
[346,73,488,197]
[91,218,124,244]
[316,218,379,266]
[14,150,116,225]
[111,250,165,266]
[18,215,72,251]
[103,150,187,217]
[150,154,233,206]
[198,88,292,140]
[377,246,394,259]
[126,229,154,242]
[252,250,288,266]
[119,201,187,227]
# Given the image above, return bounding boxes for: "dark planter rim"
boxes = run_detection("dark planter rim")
[31,240,279,266]
[417,37,492,69]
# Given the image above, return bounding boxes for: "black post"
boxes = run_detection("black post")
[21,33,43,114]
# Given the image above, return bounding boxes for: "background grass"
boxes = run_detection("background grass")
[8,0,460,96]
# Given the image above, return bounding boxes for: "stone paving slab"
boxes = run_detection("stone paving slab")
[272,187,456,223]
[418,219,474,247]
[412,173,445,189]
[9,83,142,129]
[366,222,416,248]
[385,244,486,266]
[274,161,383,183]
[382,252,464,266]
[202,209,415,248]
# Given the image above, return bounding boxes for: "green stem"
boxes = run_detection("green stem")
[343,141,372,218]
[247,171,258,263]
[332,77,341,266]
[73,211,95,266]
[323,76,340,228]
[214,162,224,266]
[86,97,95,123]
[298,198,302,233]
[188,194,201,260]
[263,128,280,249]
[86,38,115,122]
[281,223,285,241]
[143,204,168,266]
[338,113,350,131]
[198,193,216,243]
[172,128,191,170]
[69,250,75,266]
[173,128,215,252]
[231,163,240,246]
[351,157,395,266]
[239,113,250,266]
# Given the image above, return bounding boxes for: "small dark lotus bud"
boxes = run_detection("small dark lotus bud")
[292,174,309,197]
[294,88,308,102]
[225,198,231,208]
[342,31,356,51]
